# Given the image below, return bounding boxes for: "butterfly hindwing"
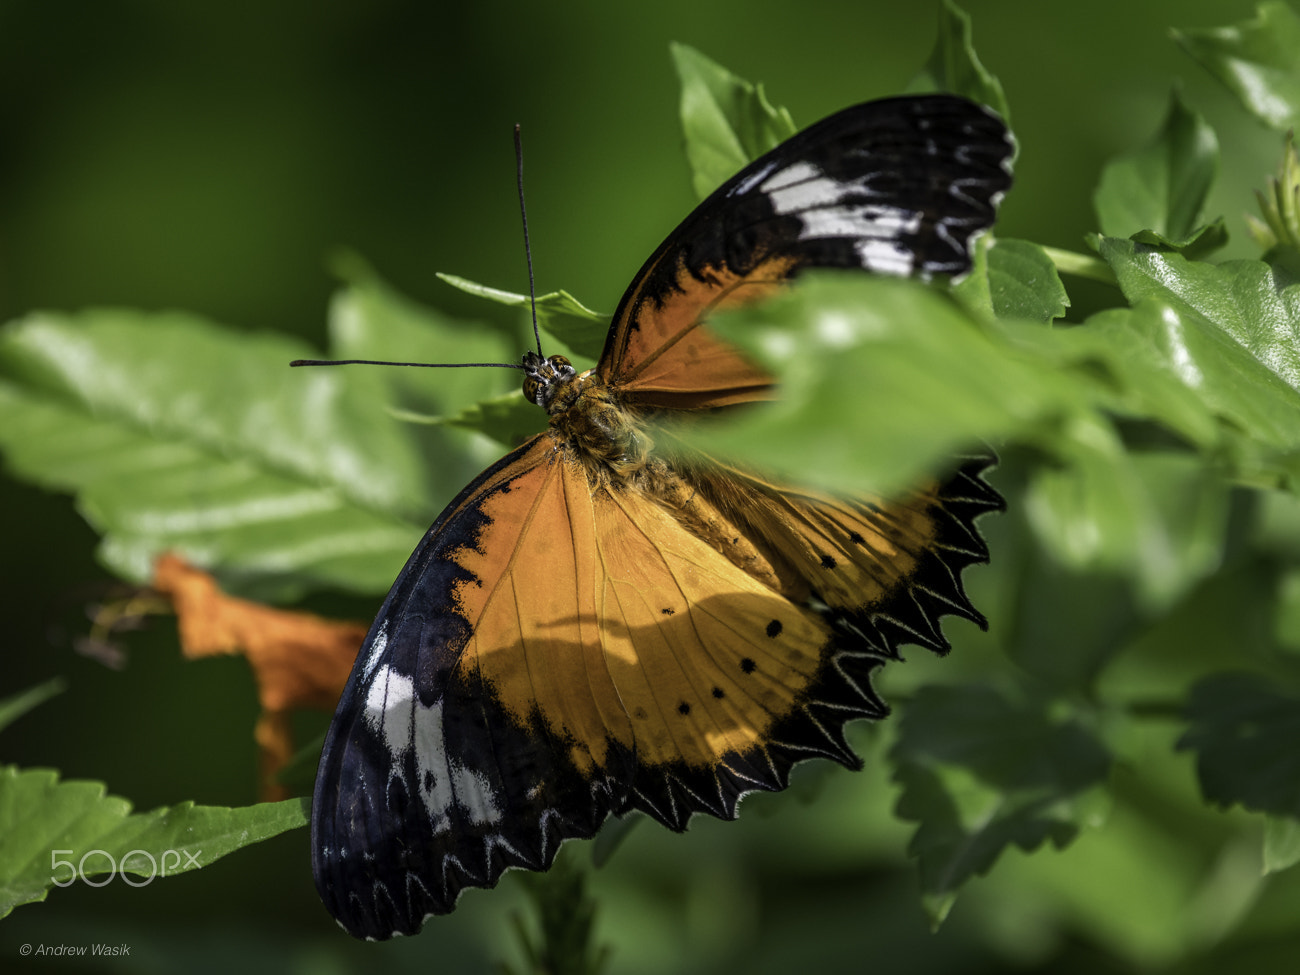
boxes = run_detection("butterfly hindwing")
[599,94,1013,409]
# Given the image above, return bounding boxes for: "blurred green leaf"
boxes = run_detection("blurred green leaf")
[1264,815,1300,873]
[504,847,611,975]
[1003,549,1143,692]
[0,765,306,919]
[1025,448,1230,611]
[1094,90,1220,247]
[0,679,66,735]
[891,684,1111,925]
[1178,672,1300,816]
[910,0,1012,130]
[434,390,547,449]
[1277,567,1300,653]
[331,252,516,416]
[0,311,428,598]
[670,42,797,199]
[1173,1,1300,131]
[695,274,1095,496]
[435,271,608,362]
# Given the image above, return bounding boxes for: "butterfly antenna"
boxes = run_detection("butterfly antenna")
[514,123,543,358]
[290,359,523,369]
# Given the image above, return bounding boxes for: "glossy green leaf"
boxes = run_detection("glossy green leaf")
[670,42,797,199]
[1178,672,1300,816]
[0,765,306,919]
[1129,220,1229,261]
[1173,1,1300,131]
[0,311,429,598]
[1098,238,1300,441]
[891,685,1111,925]
[0,680,66,735]
[1264,815,1300,873]
[1093,91,1219,244]
[436,272,609,362]
[910,0,1012,130]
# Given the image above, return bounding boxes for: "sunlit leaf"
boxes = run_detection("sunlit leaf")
[0,765,306,919]
[0,311,429,598]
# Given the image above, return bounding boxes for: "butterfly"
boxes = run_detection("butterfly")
[311,93,1013,939]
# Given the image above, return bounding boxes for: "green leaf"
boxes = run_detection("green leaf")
[1129,220,1229,261]
[693,274,1096,496]
[1025,448,1230,612]
[332,252,517,417]
[434,391,547,449]
[670,42,797,200]
[1277,566,1300,653]
[0,765,306,920]
[1093,90,1220,246]
[1098,238,1300,434]
[1002,549,1142,692]
[910,0,1012,130]
[0,680,66,735]
[1264,815,1300,873]
[1173,1,1300,131]
[891,685,1111,925]
[436,272,609,362]
[0,311,429,599]
[1178,672,1300,816]
[986,238,1070,322]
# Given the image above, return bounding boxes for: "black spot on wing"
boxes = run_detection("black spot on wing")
[765,620,783,638]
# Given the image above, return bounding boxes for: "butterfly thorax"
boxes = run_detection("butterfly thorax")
[523,351,651,479]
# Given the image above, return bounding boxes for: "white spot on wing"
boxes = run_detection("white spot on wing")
[363,663,503,834]
[760,160,921,275]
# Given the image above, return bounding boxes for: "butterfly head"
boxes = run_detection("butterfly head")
[521,351,579,411]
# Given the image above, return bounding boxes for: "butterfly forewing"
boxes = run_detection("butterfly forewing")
[599,94,1012,409]
[313,93,1013,939]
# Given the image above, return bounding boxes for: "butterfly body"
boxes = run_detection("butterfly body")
[313,94,1013,939]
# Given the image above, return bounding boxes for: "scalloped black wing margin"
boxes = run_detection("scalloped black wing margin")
[616,454,1003,829]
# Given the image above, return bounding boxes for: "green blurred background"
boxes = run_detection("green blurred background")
[2,1,1293,972]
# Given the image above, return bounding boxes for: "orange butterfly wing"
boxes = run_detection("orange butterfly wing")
[312,93,1013,939]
